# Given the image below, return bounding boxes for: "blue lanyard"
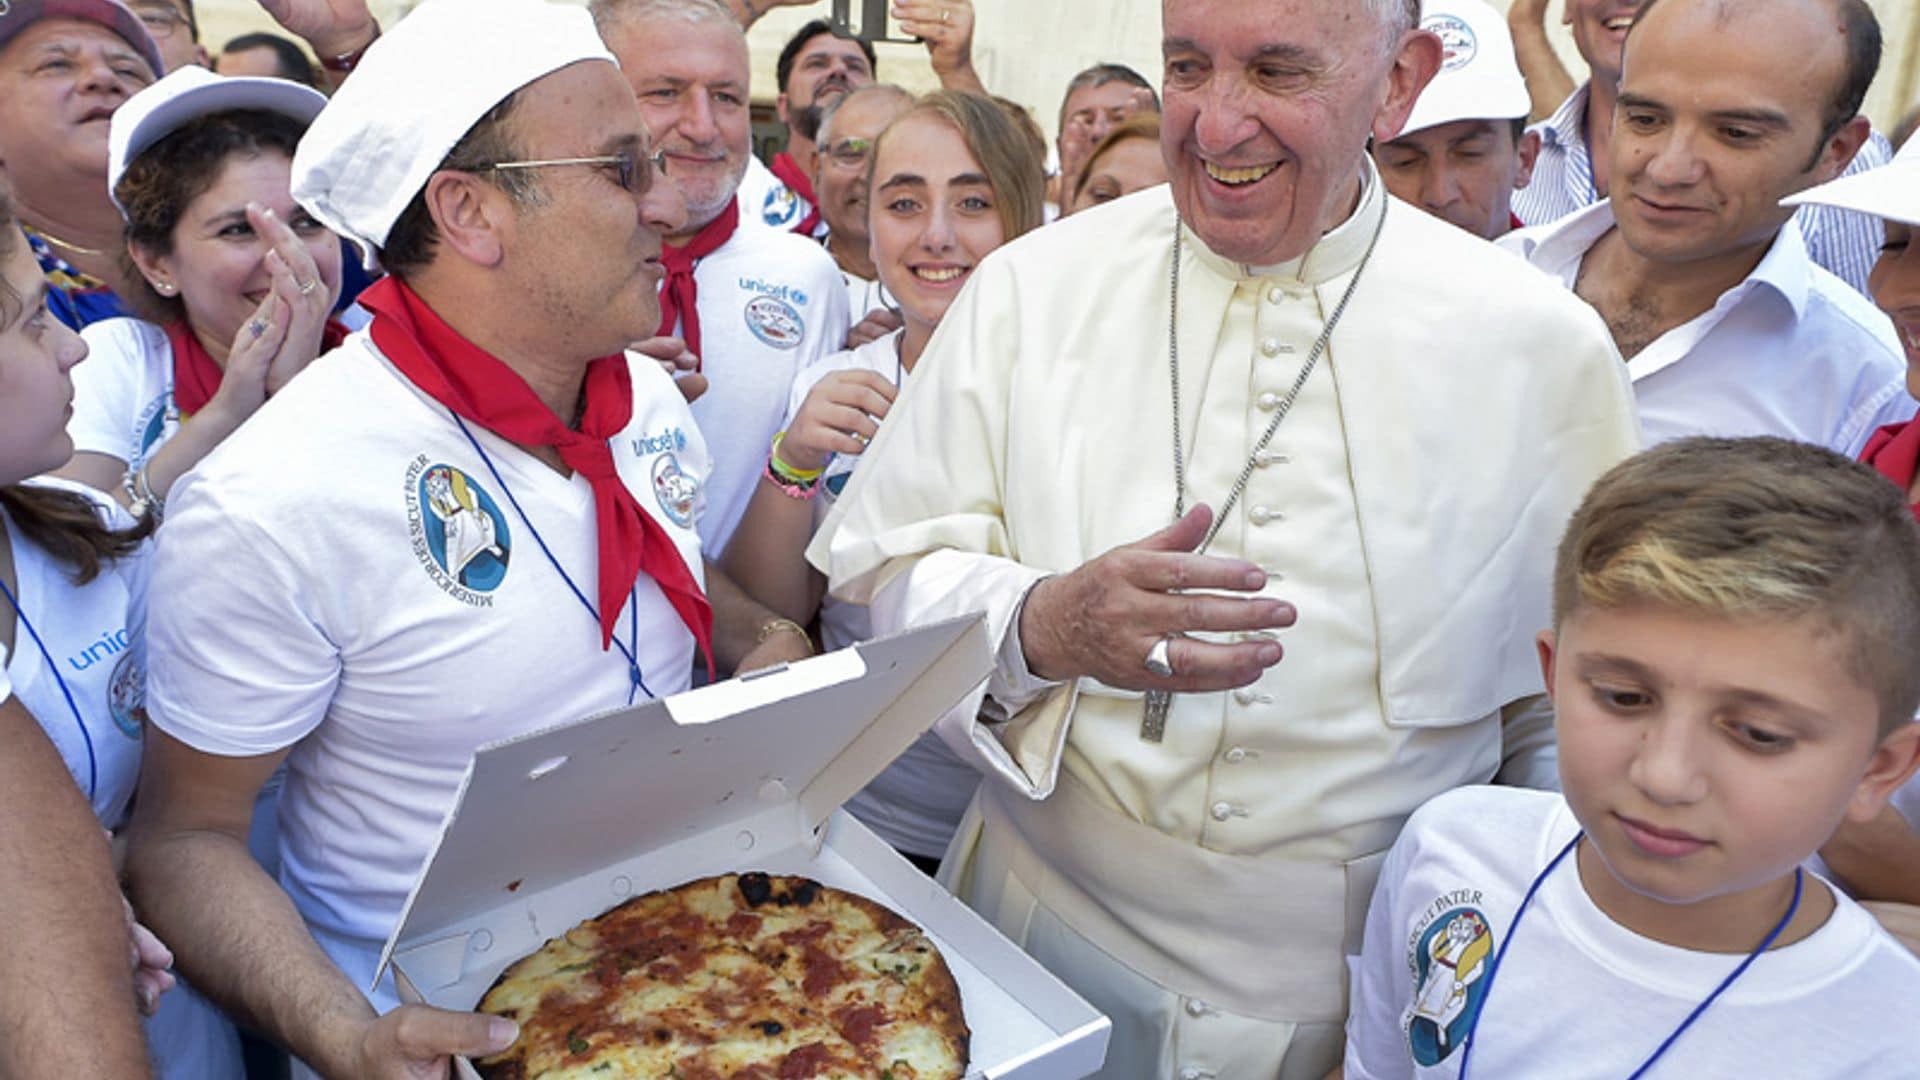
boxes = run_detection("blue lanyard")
[450,414,652,706]
[1459,833,1804,1079]
[0,577,97,799]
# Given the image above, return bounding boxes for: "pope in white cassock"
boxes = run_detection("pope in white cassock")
[813,0,1641,1076]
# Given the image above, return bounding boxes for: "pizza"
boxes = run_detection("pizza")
[473,872,970,1079]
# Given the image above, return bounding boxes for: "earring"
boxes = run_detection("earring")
[153,281,177,296]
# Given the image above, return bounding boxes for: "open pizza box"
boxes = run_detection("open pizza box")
[375,614,1111,1079]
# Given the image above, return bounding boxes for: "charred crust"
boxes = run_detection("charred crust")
[737,871,774,906]
[757,1020,785,1036]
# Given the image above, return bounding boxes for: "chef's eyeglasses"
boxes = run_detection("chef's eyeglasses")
[824,137,875,168]
[482,147,669,195]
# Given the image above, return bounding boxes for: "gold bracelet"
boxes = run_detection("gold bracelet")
[756,617,814,654]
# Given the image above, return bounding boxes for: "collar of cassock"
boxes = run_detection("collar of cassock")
[1185,154,1384,289]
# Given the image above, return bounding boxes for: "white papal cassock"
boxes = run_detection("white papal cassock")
[811,171,1640,1079]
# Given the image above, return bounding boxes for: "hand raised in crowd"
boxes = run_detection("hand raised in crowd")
[1018,506,1296,692]
[350,1003,520,1080]
[632,335,709,404]
[207,204,331,422]
[845,307,904,350]
[892,0,983,91]
[255,0,378,60]
[124,896,176,1016]
[1056,86,1155,201]
[779,369,900,474]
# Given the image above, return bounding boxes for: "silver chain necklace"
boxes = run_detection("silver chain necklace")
[1142,195,1389,743]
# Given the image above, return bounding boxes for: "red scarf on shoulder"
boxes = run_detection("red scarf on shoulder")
[1862,419,1920,522]
[167,318,348,416]
[769,151,823,237]
[359,277,714,671]
[656,200,739,364]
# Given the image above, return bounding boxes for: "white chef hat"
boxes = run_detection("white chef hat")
[1399,0,1532,139]
[1782,134,1920,228]
[289,0,616,269]
[108,66,328,215]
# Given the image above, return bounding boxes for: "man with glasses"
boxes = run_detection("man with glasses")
[127,0,202,72]
[813,83,912,321]
[124,3,813,1076]
[592,0,850,561]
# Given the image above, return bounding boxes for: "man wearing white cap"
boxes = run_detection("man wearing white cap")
[1372,0,1538,240]
[814,0,1638,1074]
[1502,0,1913,458]
[591,0,850,561]
[123,1,812,1075]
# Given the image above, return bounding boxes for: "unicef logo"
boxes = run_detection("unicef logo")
[108,650,144,740]
[1425,14,1478,71]
[418,465,511,592]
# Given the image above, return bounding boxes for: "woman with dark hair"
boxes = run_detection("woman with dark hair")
[54,66,341,519]
[0,178,169,1080]
[722,89,1046,870]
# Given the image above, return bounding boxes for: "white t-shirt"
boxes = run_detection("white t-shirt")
[782,331,980,859]
[841,270,890,324]
[672,223,849,558]
[70,317,178,470]
[1346,786,1920,1079]
[1,477,147,827]
[147,332,709,979]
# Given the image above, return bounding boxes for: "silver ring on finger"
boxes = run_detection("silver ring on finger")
[853,432,870,447]
[1144,635,1175,679]
[297,277,318,295]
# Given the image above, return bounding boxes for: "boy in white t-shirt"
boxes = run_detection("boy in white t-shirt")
[1346,436,1920,1079]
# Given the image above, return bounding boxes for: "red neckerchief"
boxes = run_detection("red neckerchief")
[1509,211,1526,232]
[768,151,823,237]
[360,277,715,671]
[167,318,348,416]
[1861,419,1920,522]
[657,200,740,366]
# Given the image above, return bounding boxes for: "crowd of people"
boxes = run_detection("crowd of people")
[1,0,1918,1077]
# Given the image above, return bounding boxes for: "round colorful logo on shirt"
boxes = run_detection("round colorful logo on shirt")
[744,295,805,350]
[404,457,512,605]
[135,390,175,467]
[1402,902,1494,1066]
[107,649,145,739]
[1425,14,1478,71]
[651,453,699,529]
[762,185,803,229]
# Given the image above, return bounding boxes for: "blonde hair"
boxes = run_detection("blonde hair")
[874,90,1047,243]
[1554,436,1920,736]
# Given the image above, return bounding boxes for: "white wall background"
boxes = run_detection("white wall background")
[195,0,1920,139]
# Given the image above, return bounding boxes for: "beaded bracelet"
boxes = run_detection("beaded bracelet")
[764,455,819,501]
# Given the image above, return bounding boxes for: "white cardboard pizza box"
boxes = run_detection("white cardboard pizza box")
[375,614,1111,1079]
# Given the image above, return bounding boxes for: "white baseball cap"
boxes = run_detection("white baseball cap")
[1782,135,1920,228]
[107,65,328,215]
[1399,0,1532,139]
[289,0,616,269]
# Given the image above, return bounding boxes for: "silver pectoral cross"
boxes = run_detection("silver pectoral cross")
[1141,689,1172,742]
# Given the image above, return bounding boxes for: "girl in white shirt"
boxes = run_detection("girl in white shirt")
[721,91,1046,867]
[56,69,341,521]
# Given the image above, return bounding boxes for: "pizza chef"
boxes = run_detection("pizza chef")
[120,2,813,1077]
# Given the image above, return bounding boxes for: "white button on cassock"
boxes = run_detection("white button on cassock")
[1257,392,1282,411]
[1255,449,1290,467]
[1266,286,1284,304]
[1260,337,1282,358]
[1248,506,1281,525]
[1179,1068,1207,1080]
[1185,998,1211,1018]
[1210,801,1236,822]
[1223,747,1248,764]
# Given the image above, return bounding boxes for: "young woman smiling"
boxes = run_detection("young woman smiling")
[721,90,1044,868]
[53,66,341,522]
